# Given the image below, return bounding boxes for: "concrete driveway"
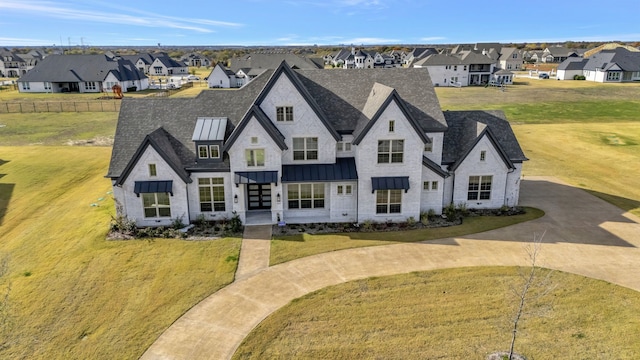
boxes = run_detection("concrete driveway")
[141,176,640,360]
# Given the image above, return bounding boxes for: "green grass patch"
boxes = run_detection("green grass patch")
[233,267,640,359]
[270,208,544,265]
[0,146,240,359]
[0,112,117,145]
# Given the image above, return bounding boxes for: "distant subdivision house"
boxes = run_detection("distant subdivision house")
[557,48,640,82]
[17,54,148,93]
[107,62,527,227]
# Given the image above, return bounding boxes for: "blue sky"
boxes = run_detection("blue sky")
[2,0,639,47]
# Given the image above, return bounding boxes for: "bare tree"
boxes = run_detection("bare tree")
[507,230,555,360]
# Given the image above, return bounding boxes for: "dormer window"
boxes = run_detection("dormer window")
[192,117,227,163]
[424,136,433,152]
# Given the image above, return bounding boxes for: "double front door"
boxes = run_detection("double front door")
[247,184,271,210]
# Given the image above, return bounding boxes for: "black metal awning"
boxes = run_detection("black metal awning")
[281,157,358,183]
[371,177,410,193]
[134,180,173,196]
[234,171,278,185]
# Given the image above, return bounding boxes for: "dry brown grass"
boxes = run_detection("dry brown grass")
[233,267,640,359]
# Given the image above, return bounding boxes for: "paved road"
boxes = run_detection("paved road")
[141,177,640,360]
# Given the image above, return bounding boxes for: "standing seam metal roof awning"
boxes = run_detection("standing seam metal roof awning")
[234,171,278,185]
[281,157,358,182]
[134,180,173,196]
[371,177,410,193]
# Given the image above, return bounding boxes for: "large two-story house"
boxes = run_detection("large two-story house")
[107,62,526,227]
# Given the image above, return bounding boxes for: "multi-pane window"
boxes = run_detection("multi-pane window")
[468,175,492,201]
[480,150,486,161]
[336,142,352,151]
[20,82,30,90]
[148,164,157,177]
[85,82,96,90]
[154,67,163,74]
[44,82,51,90]
[245,149,265,167]
[423,181,438,191]
[377,140,404,163]
[424,139,433,152]
[288,183,325,209]
[293,137,318,160]
[607,72,620,81]
[276,106,294,121]
[337,184,353,195]
[210,145,220,158]
[376,189,402,214]
[199,178,225,212]
[199,145,220,159]
[142,193,171,218]
[388,120,395,132]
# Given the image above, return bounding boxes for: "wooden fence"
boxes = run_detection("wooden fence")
[0,101,121,113]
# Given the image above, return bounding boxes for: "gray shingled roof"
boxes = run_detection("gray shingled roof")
[18,54,145,82]
[229,53,323,73]
[108,65,449,180]
[442,110,527,166]
[558,57,589,71]
[583,48,640,72]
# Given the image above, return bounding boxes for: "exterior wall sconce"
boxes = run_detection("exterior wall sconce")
[276,193,281,203]
[234,194,238,203]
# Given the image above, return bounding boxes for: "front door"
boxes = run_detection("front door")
[247,184,271,210]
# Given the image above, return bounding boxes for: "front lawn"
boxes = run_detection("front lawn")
[0,146,240,359]
[270,208,544,265]
[233,267,640,359]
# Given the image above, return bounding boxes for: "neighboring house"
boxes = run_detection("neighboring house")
[529,51,553,63]
[413,50,497,86]
[17,54,148,93]
[235,68,266,87]
[207,62,239,88]
[556,58,589,80]
[181,53,211,67]
[229,52,323,73]
[111,53,172,75]
[542,46,578,63]
[353,49,375,69]
[557,48,640,82]
[498,47,525,71]
[149,55,188,76]
[0,48,43,77]
[492,69,514,85]
[403,47,439,67]
[107,62,527,227]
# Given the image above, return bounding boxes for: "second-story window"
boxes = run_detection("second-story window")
[148,164,157,177]
[293,137,318,160]
[378,140,404,164]
[388,120,395,132]
[276,106,294,122]
[246,149,265,167]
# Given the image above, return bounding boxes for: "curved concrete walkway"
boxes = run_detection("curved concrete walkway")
[141,177,640,360]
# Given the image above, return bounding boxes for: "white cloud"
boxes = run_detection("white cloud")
[0,37,54,46]
[420,36,446,42]
[0,0,242,34]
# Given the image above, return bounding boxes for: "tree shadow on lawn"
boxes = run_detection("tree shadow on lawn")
[0,159,14,226]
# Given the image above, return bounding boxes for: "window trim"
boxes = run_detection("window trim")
[467,175,492,201]
[209,145,220,159]
[376,189,402,214]
[293,137,318,161]
[198,177,226,212]
[245,149,265,167]
[148,163,157,177]
[377,139,404,164]
[287,183,325,209]
[276,106,294,122]
[388,120,395,132]
[480,150,486,161]
[198,145,209,159]
[142,192,171,218]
